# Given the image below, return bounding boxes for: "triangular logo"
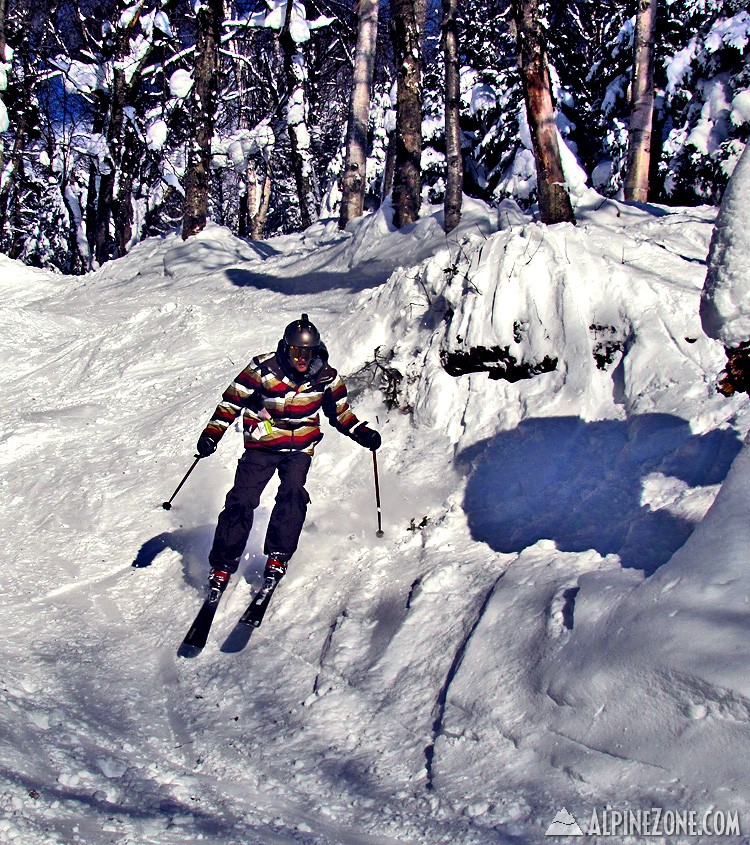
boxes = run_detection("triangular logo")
[546,807,584,836]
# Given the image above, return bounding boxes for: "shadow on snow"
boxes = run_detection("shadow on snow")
[132,525,267,590]
[223,260,394,294]
[458,414,742,575]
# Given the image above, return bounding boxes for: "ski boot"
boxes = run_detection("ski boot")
[207,567,231,602]
[263,556,287,586]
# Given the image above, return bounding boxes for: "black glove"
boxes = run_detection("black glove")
[351,424,381,451]
[196,434,218,457]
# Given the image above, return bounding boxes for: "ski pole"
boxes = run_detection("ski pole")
[372,450,384,538]
[162,455,201,510]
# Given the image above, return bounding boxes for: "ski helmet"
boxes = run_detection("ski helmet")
[283,314,320,350]
[283,314,320,367]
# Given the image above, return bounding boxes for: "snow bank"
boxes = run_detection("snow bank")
[701,141,750,347]
[359,190,727,452]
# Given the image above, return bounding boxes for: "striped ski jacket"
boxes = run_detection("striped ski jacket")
[202,345,362,455]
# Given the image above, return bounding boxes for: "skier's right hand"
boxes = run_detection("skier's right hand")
[196,434,218,458]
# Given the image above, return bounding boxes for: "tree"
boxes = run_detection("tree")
[279,0,320,230]
[700,142,750,397]
[182,0,224,240]
[442,0,462,233]
[624,0,657,202]
[92,0,157,263]
[338,0,380,229]
[390,0,426,228]
[0,0,64,259]
[511,0,575,224]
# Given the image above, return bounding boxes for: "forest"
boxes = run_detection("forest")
[0,0,747,274]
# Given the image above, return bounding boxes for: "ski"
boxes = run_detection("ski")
[243,576,279,627]
[220,577,279,654]
[178,588,224,657]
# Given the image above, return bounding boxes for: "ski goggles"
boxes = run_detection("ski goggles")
[288,345,316,363]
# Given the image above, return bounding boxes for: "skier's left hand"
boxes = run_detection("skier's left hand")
[352,424,381,451]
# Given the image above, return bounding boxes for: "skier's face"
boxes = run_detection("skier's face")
[288,345,314,373]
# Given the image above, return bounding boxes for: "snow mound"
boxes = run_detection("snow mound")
[701,142,750,347]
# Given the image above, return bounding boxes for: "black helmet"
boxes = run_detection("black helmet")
[282,314,320,369]
[283,314,320,349]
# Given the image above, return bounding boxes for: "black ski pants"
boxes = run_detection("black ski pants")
[208,448,312,573]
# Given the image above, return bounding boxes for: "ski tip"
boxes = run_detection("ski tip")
[177,642,204,659]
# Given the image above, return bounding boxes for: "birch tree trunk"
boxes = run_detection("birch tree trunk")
[182,0,223,240]
[390,0,425,229]
[442,0,462,233]
[338,0,380,229]
[624,0,658,203]
[239,154,274,240]
[280,0,319,230]
[512,0,575,225]
[250,153,274,240]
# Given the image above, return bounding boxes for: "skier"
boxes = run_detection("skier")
[196,314,381,596]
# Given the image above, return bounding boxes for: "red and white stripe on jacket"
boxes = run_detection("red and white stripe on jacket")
[202,350,361,455]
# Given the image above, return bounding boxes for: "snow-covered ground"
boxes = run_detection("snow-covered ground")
[2,191,750,844]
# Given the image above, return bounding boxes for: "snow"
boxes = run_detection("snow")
[261,0,333,43]
[168,68,193,100]
[2,191,750,843]
[701,141,750,347]
[53,57,102,96]
[731,88,750,125]
[686,73,732,155]
[666,36,699,94]
[146,118,169,151]
[705,10,750,54]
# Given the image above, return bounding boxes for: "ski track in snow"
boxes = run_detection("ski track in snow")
[2,196,750,843]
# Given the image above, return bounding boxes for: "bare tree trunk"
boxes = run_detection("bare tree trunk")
[93,0,148,263]
[85,91,107,264]
[381,130,396,201]
[0,67,32,247]
[112,2,170,255]
[238,161,253,238]
[61,174,89,274]
[0,0,5,73]
[114,120,140,255]
[339,0,380,229]
[624,0,657,203]
[280,0,319,230]
[442,0,462,233]
[0,0,6,181]
[251,154,274,240]
[390,0,425,229]
[182,0,223,240]
[93,65,126,263]
[512,0,575,225]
